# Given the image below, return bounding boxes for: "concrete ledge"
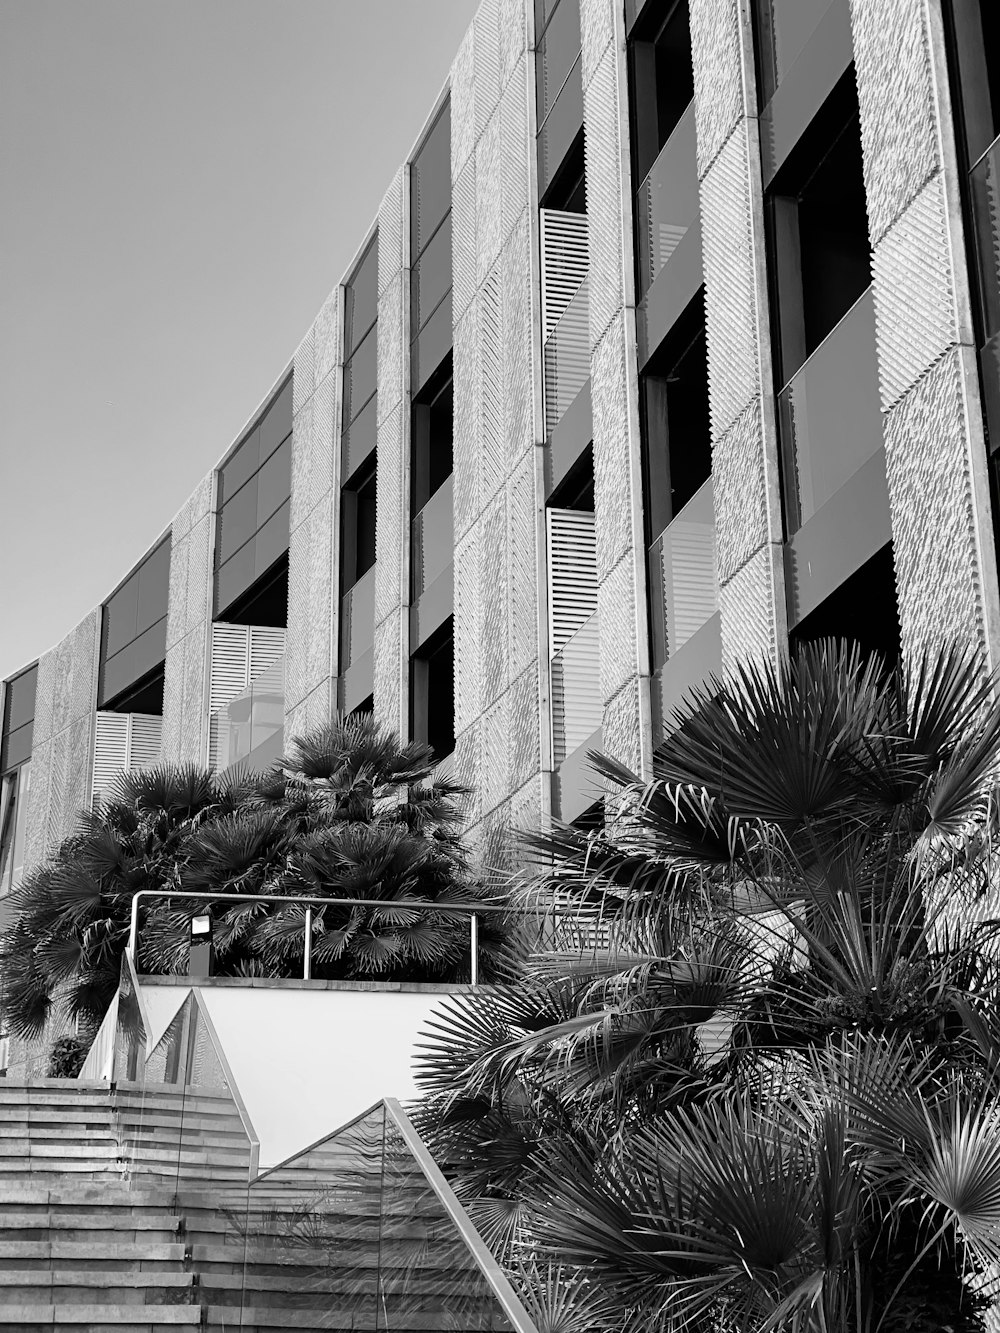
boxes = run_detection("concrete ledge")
[138,975,473,994]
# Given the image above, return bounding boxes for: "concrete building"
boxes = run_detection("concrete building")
[3,0,1000,903]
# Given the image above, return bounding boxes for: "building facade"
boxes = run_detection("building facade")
[3,0,1000,909]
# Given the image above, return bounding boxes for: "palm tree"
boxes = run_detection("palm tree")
[415,641,1000,1332]
[2,712,504,1039]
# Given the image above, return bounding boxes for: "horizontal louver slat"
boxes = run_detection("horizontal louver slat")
[210,624,250,713]
[547,509,598,655]
[249,626,286,683]
[540,210,590,338]
[92,712,129,804]
[128,714,162,771]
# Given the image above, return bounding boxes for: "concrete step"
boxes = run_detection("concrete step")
[0,1213,182,1244]
[0,1306,201,1328]
[0,1268,197,1301]
[0,1239,188,1268]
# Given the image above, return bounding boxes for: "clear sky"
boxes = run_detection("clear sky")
[0,0,477,682]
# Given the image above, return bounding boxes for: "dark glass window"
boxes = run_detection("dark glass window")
[789,543,900,665]
[341,455,378,595]
[345,235,379,359]
[215,376,292,620]
[536,0,584,201]
[946,0,1000,167]
[766,73,871,387]
[548,444,595,512]
[1,665,37,775]
[100,535,170,710]
[627,0,693,185]
[0,761,30,894]
[410,618,455,762]
[640,292,711,542]
[412,214,453,338]
[536,0,581,127]
[412,356,454,517]
[411,102,451,261]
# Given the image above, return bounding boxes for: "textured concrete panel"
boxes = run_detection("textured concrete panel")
[701,125,759,441]
[598,557,639,702]
[498,0,526,89]
[453,300,482,540]
[506,451,538,682]
[509,662,540,791]
[580,0,614,88]
[582,45,625,349]
[719,545,781,674]
[480,494,509,706]
[453,722,482,827]
[502,212,533,465]
[883,347,989,662]
[476,115,505,287]
[453,157,478,321]
[285,682,333,745]
[713,397,769,582]
[602,677,644,774]
[378,171,406,297]
[452,24,477,179]
[374,610,406,740]
[871,174,958,411]
[292,326,314,416]
[689,0,745,176]
[313,288,341,387]
[172,473,214,543]
[500,61,530,244]
[480,269,506,508]
[474,0,501,133]
[377,276,406,425]
[509,771,544,840]
[849,0,938,245]
[184,517,213,637]
[454,529,482,735]
[180,624,210,765]
[479,689,511,815]
[591,316,632,579]
[375,405,404,626]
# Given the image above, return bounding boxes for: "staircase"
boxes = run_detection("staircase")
[0,1078,513,1331]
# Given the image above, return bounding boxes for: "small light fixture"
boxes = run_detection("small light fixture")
[189,911,213,979]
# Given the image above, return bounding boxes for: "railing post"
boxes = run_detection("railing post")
[469,913,479,986]
[303,907,313,981]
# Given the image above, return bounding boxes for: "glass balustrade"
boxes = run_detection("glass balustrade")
[636,101,698,298]
[341,564,376,669]
[411,476,454,602]
[778,288,883,533]
[543,274,590,435]
[648,478,717,672]
[550,612,602,766]
[210,656,284,772]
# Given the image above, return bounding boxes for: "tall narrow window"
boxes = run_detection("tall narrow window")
[341,456,378,596]
[411,356,454,519]
[411,619,455,763]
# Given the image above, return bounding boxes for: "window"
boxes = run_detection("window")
[342,235,379,479]
[789,544,900,665]
[341,456,378,595]
[1,665,37,775]
[411,104,453,396]
[628,0,693,186]
[100,535,170,710]
[411,619,454,762]
[753,0,840,107]
[411,356,454,517]
[766,74,871,388]
[639,292,711,544]
[536,0,584,201]
[215,377,292,620]
[0,763,30,896]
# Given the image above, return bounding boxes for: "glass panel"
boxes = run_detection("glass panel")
[756,0,838,102]
[778,288,883,533]
[551,613,602,766]
[215,543,257,618]
[543,274,590,435]
[110,953,149,1178]
[412,213,452,336]
[128,617,168,686]
[136,538,170,636]
[259,378,293,461]
[1,720,33,774]
[220,428,261,505]
[536,0,581,127]
[218,476,259,565]
[104,573,139,658]
[346,235,379,356]
[412,477,454,601]
[237,1104,525,1332]
[221,658,285,768]
[256,435,291,527]
[971,134,1000,345]
[340,566,376,670]
[412,102,451,259]
[0,771,17,893]
[342,391,378,478]
[345,323,378,425]
[536,59,583,198]
[648,479,718,672]
[412,291,454,398]
[3,665,37,734]
[254,500,290,579]
[636,101,697,297]
[101,643,137,706]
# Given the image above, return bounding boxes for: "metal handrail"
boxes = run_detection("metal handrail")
[128,889,512,986]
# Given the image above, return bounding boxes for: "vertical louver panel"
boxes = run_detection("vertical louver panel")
[547,510,598,655]
[92,712,130,804]
[540,210,590,338]
[248,626,286,683]
[128,714,162,770]
[210,624,251,714]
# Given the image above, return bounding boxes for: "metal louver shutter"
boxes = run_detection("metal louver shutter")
[547,509,598,655]
[540,210,590,338]
[248,626,285,684]
[210,624,251,713]
[128,715,162,771]
[92,712,130,804]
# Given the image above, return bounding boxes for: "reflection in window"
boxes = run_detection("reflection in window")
[215,377,292,620]
[753,0,837,107]
[100,535,170,710]
[0,763,30,896]
[411,356,454,517]
[789,543,900,664]
[627,0,693,186]
[1,665,37,774]
[341,456,378,595]
[536,0,585,203]
[343,235,380,475]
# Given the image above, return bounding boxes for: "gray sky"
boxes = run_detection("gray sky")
[0,0,476,682]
